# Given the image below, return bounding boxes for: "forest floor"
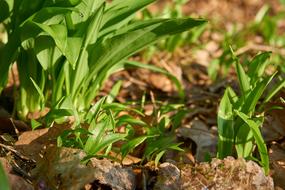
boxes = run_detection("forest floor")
[0,0,285,189]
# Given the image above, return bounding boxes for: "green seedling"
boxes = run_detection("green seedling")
[217,48,285,175]
[121,102,187,166]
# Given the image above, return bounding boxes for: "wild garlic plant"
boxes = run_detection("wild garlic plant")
[0,0,206,122]
[217,49,285,174]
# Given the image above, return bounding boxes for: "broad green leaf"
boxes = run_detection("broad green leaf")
[88,133,126,155]
[88,17,206,83]
[217,87,234,159]
[31,22,69,60]
[242,73,276,115]
[84,121,107,154]
[34,35,61,70]
[53,0,82,7]
[248,52,271,85]
[24,7,77,25]
[83,18,205,105]
[235,111,269,175]
[121,136,149,158]
[235,123,254,158]
[65,37,82,67]
[100,0,156,36]
[71,3,105,95]
[102,103,144,116]
[45,108,73,124]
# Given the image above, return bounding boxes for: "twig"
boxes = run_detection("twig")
[236,43,285,56]
[0,143,34,162]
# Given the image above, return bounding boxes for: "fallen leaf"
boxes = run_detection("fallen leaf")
[178,119,217,162]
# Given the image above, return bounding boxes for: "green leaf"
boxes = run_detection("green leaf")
[24,7,77,25]
[230,46,250,96]
[248,52,271,85]
[235,61,251,96]
[126,60,185,99]
[30,77,45,106]
[106,81,122,103]
[31,119,42,130]
[254,4,270,24]
[264,77,285,103]
[0,162,10,190]
[242,73,276,115]
[84,120,127,155]
[85,96,107,123]
[116,115,147,127]
[30,22,69,60]
[87,17,206,86]
[154,150,166,167]
[217,87,234,159]
[34,35,61,70]
[121,136,149,159]
[0,0,9,22]
[235,123,254,158]
[102,0,156,30]
[71,3,105,95]
[235,111,269,175]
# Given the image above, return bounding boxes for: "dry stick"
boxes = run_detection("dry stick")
[236,43,285,56]
[0,143,35,182]
[0,143,34,162]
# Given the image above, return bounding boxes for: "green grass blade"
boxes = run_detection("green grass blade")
[30,77,45,107]
[125,60,185,99]
[230,47,250,96]
[264,77,285,103]
[235,110,269,175]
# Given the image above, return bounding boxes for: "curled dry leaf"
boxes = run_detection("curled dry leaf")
[178,119,217,162]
